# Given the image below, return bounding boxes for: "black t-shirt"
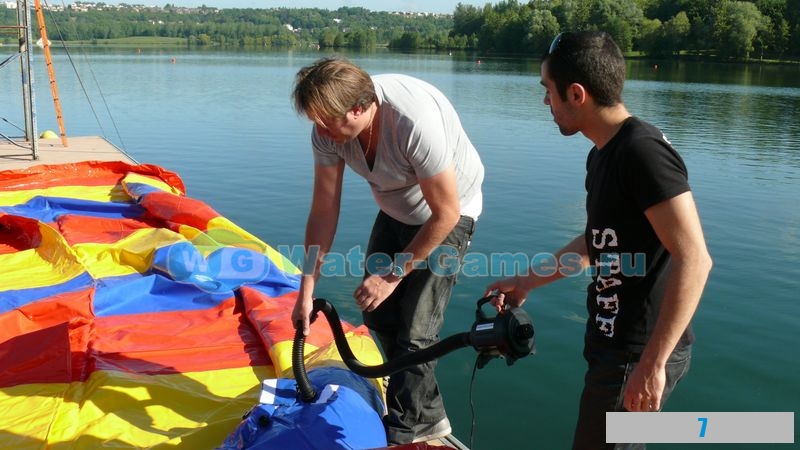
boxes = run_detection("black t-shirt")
[584,116,694,352]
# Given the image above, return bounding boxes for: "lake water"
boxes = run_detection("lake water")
[2,48,799,449]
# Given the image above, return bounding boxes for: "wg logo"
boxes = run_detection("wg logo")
[165,229,271,293]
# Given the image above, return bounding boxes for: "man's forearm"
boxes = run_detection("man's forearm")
[303,211,338,284]
[397,210,460,274]
[640,252,712,366]
[525,233,591,289]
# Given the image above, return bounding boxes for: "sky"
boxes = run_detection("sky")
[142,1,491,14]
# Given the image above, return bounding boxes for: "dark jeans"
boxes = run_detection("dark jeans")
[572,344,692,450]
[362,211,475,445]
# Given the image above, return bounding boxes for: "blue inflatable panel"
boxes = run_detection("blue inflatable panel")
[221,367,387,449]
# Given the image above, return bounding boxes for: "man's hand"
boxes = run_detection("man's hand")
[292,289,314,336]
[623,361,666,412]
[354,274,401,312]
[484,275,537,312]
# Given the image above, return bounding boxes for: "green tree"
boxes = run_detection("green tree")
[663,11,691,54]
[789,0,800,53]
[755,0,789,55]
[713,0,770,58]
[453,2,484,37]
[494,3,529,52]
[346,27,376,48]
[588,0,644,52]
[644,0,692,21]
[554,0,593,30]
[197,33,212,46]
[389,31,423,49]
[272,32,297,47]
[638,17,664,55]
[333,32,346,47]
[319,29,337,47]
[478,4,501,50]
[524,9,561,54]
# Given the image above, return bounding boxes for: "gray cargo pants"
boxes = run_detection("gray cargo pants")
[362,210,475,445]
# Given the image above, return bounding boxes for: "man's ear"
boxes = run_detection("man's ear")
[567,83,587,106]
[350,105,365,118]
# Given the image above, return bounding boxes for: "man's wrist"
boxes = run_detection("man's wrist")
[522,273,542,290]
[639,349,668,369]
[382,262,407,283]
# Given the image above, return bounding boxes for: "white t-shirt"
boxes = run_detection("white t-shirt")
[312,74,484,225]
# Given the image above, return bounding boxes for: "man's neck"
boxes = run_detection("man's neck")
[582,104,631,150]
[359,102,378,137]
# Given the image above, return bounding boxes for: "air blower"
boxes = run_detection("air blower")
[222,296,535,449]
[293,296,535,401]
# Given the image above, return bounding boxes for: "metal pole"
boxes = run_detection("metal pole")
[17,1,30,141]
[18,0,39,159]
[34,0,68,147]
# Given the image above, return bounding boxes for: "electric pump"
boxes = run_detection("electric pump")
[293,296,535,403]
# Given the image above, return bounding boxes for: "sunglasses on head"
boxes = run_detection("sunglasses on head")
[548,32,567,55]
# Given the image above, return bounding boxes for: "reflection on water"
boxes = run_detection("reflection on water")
[627,59,800,89]
[625,80,800,173]
[1,48,798,450]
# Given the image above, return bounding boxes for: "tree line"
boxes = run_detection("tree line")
[1,1,798,60]
[0,5,449,50]
[449,0,800,59]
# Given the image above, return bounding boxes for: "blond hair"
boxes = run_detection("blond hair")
[292,57,376,120]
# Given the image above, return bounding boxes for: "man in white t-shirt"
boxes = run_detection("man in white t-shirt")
[291,57,484,445]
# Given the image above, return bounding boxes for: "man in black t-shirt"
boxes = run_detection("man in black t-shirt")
[485,32,712,449]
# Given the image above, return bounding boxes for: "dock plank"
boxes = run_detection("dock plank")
[0,136,135,170]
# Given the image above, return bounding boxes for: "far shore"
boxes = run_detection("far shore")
[5,36,799,65]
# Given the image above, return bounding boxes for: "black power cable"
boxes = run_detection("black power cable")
[469,352,480,449]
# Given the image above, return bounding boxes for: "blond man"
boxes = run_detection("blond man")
[291,58,484,444]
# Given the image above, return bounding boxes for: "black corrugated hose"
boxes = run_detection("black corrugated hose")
[293,298,472,403]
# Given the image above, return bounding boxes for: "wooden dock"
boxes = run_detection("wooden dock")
[0,136,135,171]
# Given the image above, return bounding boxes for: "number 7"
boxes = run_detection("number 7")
[698,418,707,437]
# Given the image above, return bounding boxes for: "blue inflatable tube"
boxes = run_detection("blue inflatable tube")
[221,367,387,449]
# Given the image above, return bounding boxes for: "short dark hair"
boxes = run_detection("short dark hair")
[542,31,625,107]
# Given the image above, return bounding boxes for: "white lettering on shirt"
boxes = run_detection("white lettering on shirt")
[591,227,621,338]
[591,228,618,249]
